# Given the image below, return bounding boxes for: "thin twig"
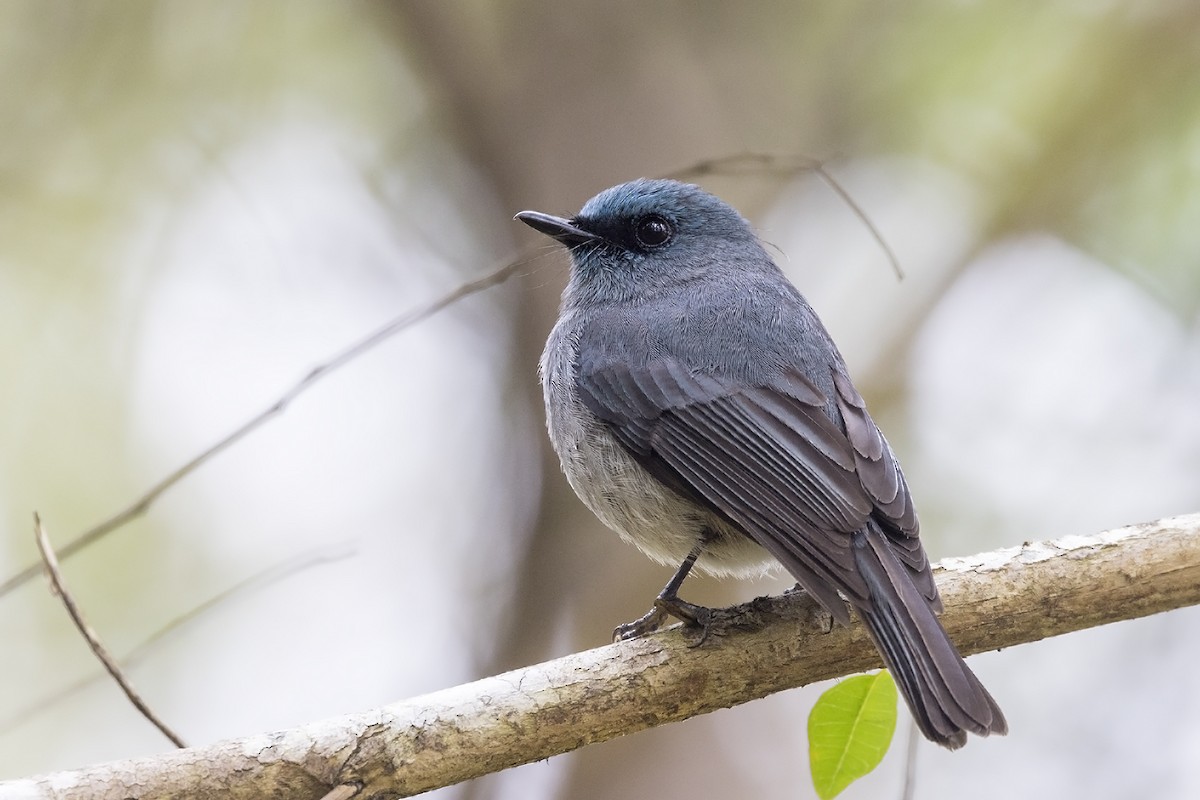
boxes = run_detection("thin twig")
[0,257,523,599]
[32,513,187,748]
[900,716,919,800]
[670,152,905,280]
[667,151,823,179]
[0,540,356,735]
[812,163,905,280]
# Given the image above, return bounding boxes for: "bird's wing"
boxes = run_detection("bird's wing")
[827,369,939,606]
[577,355,936,623]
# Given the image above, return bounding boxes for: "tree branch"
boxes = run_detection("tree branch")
[6,513,1198,799]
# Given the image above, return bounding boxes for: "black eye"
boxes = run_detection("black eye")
[634,215,673,248]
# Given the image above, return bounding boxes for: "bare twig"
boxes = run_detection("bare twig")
[0,257,523,600]
[32,513,187,749]
[666,151,824,180]
[669,152,905,280]
[8,513,1199,799]
[900,717,919,800]
[812,163,905,280]
[0,540,356,735]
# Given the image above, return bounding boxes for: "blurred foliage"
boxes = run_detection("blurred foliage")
[869,3,1197,311]
[857,3,1200,311]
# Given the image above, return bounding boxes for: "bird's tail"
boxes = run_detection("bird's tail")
[852,528,1007,749]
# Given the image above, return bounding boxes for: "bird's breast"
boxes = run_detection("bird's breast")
[539,312,772,578]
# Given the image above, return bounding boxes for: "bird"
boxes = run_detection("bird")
[515,178,1006,749]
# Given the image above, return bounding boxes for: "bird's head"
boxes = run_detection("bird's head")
[516,179,767,304]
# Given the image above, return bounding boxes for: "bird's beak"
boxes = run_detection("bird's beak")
[514,210,603,247]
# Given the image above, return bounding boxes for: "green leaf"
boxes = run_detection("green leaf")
[808,671,899,800]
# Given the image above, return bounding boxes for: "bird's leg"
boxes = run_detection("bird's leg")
[613,542,712,642]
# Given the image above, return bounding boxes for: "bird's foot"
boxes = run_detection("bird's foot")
[613,595,714,645]
[612,605,668,642]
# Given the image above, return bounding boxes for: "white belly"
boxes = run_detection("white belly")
[539,312,773,578]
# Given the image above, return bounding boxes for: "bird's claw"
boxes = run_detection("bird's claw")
[613,604,670,642]
[613,596,714,646]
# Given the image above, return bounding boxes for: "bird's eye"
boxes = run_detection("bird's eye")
[634,215,673,249]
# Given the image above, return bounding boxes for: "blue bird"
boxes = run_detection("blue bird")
[517,179,1006,748]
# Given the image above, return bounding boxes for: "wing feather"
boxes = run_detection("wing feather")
[578,357,933,616]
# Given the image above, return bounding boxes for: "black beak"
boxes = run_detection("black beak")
[514,210,603,247]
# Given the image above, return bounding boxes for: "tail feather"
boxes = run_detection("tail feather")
[852,528,1007,749]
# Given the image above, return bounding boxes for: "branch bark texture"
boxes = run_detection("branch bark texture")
[6,513,1199,799]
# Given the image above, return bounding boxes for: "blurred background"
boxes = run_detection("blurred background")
[2,2,1199,798]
